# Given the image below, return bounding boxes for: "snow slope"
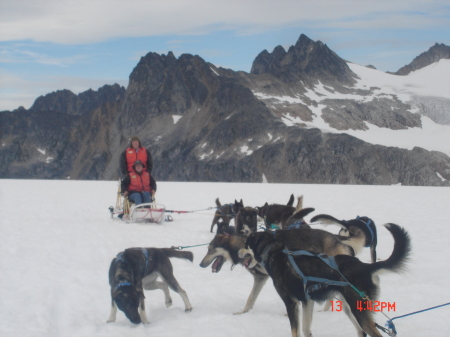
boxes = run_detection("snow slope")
[348,59,450,101]
[255,60,450,157]
[1,180,450,337]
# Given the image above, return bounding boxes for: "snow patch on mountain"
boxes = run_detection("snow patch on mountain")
[254,60,450,156]
[348,59,450,100]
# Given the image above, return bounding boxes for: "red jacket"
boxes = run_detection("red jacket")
[125,147,148,173]
[128,170,151,192]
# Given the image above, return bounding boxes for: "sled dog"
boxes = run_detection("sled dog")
[235,203,259,235]
[216,220,236,235]
[311,214,378,263]
[199,234,269,314]
[210,198,243,233]
[257,195,300,229]
[107,247,193,324]
[239,224,410,337]
[199,208,359,315]
[284,199,315,229]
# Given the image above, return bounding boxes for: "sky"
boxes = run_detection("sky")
[1,0,449,111]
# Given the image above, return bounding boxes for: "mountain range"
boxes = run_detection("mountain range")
[1,34,449,186]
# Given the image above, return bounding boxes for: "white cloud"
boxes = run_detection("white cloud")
[0,0,448,44]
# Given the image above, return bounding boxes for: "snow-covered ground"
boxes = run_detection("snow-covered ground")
[1,179,450,337]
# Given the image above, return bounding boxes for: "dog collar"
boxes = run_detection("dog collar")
[114,282,132,290]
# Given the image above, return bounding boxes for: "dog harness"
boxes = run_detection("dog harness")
[287,220,308,229]
[114,282,132,290]
[114,249,151,290]
[282,249,349,300]
[141,248,150,272]
[356,216,375,247]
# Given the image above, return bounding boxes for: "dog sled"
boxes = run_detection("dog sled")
[109,179,166,223]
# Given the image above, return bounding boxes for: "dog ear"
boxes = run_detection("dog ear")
[287,194,294,206]
[295,195,303,211]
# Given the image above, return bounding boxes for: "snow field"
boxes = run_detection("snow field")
[1,180,449,337]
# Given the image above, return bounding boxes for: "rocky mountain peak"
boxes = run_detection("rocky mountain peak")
[395,42,450,75]
[1,36,449,186]
[250,33,356,87]
[294,33,314,49]
[122,51,220,126]
[29,84,125,115]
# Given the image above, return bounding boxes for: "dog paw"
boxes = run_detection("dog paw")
[106,319,115,323]
[185,307,193,313]
[233,310,249,315]
[165,299,173,308]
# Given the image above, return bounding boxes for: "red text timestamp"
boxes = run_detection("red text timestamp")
[329,300,396,312]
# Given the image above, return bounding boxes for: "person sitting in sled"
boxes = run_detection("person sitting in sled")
[121,160,157,205]
[120,136,153,176]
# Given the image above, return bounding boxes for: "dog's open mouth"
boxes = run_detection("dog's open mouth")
[211,256,225,273]
[242,254,252,269]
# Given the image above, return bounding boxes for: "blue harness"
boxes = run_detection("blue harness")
[356,216,375,247]
[114,249,151,290]
[287,220,308,229]
[282,249,349,300]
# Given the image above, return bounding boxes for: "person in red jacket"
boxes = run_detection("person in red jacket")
[121,161,157,205]
[120,136,153,176]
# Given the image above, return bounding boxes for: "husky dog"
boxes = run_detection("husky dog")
[257,195,300,229]
[284,197,314,229]
[199,234,270,315]
[239,224,410,337]
[216,221,236,235]
[235,204,259,235]
[199,209,360,315]
[210,198,243,233]
[107,247,193,324]
[311,214,378,263]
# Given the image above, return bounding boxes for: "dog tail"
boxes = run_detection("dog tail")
[370,223,411,275]
[215,198,221,208]
[290,207,315,221]
[310,214,347,229]
[162,248,194,262]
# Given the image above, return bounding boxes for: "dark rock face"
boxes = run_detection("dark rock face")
[1,34,449,186]
[395,43,450,75]
[251,34,357,87]
[1,85,125,179]
[30,84,125,115]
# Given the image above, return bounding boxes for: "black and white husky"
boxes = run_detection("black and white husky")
[107,247,193,324]
[198,207,365,316]
[239,224,410,337]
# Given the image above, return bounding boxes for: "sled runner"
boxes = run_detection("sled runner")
[109,179,166,223]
